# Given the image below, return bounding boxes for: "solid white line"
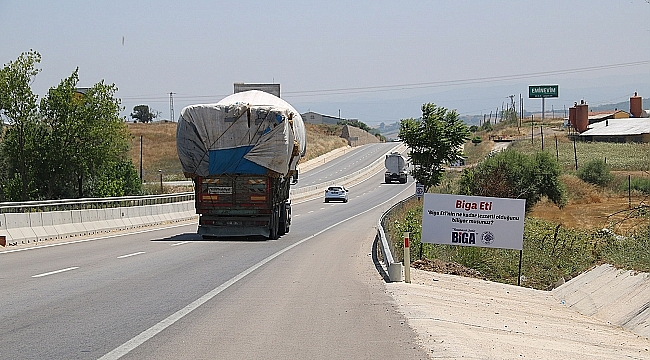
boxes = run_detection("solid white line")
[32,267,79,278]
[171,241,191,247]
[98,184,413,360]
[117,252,145,259]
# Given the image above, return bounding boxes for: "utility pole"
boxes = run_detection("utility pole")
[169,92,176,122]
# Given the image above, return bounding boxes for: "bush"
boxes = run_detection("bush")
[577,159,613,186]
[471,136,482,145]
[458,150,566,212]
[623,177,650,194]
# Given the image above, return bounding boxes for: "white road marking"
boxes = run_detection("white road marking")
[117,252,145,259]
[171,241,191,247]
[32,267,79,278]
[98,183,413,360]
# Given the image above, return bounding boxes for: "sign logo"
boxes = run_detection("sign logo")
[481,231,495,245]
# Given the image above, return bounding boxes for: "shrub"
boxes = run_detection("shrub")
[577,159,613,186]
[623,177,650,195]
[471,136,482,145]
[458,150,566,212]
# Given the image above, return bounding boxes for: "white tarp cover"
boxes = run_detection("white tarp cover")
[177,90,306,177]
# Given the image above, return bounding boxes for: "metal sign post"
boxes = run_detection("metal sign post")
[404,232,411,283]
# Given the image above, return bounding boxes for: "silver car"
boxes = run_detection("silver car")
[324,186,348,203]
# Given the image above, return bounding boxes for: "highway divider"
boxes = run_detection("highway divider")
[0,195,196,247]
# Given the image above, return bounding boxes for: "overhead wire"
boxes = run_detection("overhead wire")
[117,60,650,103]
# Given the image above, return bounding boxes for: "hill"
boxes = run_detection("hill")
[126,122,348,183]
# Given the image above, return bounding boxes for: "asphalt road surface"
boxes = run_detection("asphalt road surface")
[0,146,426,359]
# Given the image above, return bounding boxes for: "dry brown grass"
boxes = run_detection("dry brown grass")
[529,172,650,235]
[126,122,348,183]
[301,123,348,162]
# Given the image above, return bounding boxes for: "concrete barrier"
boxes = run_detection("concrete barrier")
[1,199,197,246]
[4,213,37,244]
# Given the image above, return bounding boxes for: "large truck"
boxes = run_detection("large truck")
[384,152,407,184]
[176,90,306,239]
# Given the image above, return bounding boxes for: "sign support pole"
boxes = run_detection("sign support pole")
[404,232,411,283]
[517,250,523,286]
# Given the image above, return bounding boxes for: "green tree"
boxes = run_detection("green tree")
[1,51,140,201]
[458,150,566,212]
[0,50,43,200]
[399,103,470,191]
[130,104,159,123]
[40,71,136,198]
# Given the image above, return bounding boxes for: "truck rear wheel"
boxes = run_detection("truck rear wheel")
[278,204,288,236]
[269,206,279,240]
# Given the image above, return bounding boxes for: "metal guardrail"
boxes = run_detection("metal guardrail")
[0,192,195,214]
[377,194,416,282]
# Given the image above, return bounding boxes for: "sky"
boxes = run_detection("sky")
[1,0,649,126]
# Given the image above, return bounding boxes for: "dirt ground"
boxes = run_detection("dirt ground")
[529,194,649,234]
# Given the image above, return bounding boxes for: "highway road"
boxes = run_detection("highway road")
[297,142,401,187]
[0,144,427,359]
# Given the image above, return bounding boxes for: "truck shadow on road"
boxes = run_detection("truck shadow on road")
[152,233,270,242]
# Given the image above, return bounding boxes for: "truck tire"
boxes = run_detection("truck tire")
[278,204,288,236]
[269,206,279,240]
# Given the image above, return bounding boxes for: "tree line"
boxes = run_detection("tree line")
[0,51,140,202]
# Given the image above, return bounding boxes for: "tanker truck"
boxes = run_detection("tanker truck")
[384,152,407,184]
[176,90,306,239]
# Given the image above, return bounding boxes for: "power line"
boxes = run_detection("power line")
[117,60,650,102]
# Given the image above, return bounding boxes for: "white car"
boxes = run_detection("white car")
[324,186,348,203]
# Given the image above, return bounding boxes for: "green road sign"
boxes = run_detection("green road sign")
[529,85,558,98]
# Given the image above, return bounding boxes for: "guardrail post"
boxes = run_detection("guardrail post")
[404,232,411,283]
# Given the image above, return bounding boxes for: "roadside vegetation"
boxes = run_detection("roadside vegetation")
[389,113,650,290]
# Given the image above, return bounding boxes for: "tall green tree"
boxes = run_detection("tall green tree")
[40,70,136,198]
[399,103,470,191]
[1,51,140,201]
[0,50,42,200]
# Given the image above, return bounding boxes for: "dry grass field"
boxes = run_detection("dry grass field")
[126,121,348,184]
[464,119,650,234]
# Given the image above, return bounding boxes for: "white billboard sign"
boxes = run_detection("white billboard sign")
[422,194,525,250]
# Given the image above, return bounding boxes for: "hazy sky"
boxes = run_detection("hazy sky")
[2,1,649,125]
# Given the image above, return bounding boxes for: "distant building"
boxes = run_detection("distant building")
[301,111,341,125]
[571,92,650,142]
[579,118,650,143]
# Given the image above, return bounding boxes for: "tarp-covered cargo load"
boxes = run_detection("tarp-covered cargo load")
[177,90,307,177]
